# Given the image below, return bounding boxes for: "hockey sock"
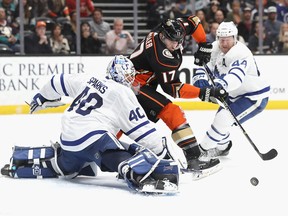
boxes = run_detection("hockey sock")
[172,125,201,160]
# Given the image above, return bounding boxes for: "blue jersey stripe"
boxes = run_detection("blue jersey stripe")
[60,73,69,96]
[230,86,270,99]
[50,75,60,94]
[134,128,156,142]
[125,120,150,135]
[60,130,106,146]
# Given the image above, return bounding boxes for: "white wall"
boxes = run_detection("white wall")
[0,55,287,113]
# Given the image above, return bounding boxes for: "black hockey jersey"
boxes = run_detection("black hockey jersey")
[129,15,207,97]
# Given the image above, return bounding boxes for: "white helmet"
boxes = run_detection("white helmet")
[106,55,136,87]
[216,21,238,41]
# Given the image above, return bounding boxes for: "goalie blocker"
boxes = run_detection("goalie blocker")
[1,142,179,194]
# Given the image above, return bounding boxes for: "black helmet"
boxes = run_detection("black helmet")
[161,19,185,43]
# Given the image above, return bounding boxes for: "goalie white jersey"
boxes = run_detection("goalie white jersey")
[38,73,164,154]
[207,41,270,101]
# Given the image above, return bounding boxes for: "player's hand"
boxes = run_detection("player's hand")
[214,78,228,89]
[194,42,212,66]
[29,93,65,114]
[199,87,228,103]
[192,70,210,88]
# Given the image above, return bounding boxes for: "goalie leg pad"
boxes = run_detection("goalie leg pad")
[4,145,59,178]
[118,148,179,193]
[124,148,179,178]
[125,148,160,175]
[151,160,179,185]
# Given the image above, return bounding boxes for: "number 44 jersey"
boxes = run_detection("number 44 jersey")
[38,73,164,154]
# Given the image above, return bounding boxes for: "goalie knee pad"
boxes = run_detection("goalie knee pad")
[4,145,60,178]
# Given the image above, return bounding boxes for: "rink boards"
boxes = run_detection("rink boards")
[0,55,287,114]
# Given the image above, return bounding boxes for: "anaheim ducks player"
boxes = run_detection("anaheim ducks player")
[129,16,228,176]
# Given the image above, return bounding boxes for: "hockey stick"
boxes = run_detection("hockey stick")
[203,63,277,161]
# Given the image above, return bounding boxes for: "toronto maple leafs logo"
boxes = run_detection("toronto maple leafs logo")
[32,164,41,176]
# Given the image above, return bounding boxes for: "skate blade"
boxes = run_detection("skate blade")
[181,163,222,180]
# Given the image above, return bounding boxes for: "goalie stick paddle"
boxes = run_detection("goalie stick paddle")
[203,63,278,161]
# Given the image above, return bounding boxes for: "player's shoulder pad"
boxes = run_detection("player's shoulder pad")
[227,42,251,63]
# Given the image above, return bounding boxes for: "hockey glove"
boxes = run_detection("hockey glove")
[199,87,228,104]
[194,42,212,66]
[214,78,228,90]
[192,70,210,88]
[29,93,65,114]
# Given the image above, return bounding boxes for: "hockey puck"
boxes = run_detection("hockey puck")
[250,177,259,186]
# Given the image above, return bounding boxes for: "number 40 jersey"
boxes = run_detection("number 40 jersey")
[38,73,164,154]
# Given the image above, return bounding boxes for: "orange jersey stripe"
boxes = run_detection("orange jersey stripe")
[139,91,166,108]
[179,83,200,98]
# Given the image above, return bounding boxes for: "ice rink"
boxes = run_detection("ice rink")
[0,110,287,216]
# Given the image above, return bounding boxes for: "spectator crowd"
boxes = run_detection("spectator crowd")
[1,0,288,55]
[149,0,288,54]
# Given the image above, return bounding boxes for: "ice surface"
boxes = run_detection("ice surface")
[0,110,287,216]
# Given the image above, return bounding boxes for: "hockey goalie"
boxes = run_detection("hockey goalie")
[1,55,179,194]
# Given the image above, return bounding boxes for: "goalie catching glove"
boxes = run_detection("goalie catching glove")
[199,87,228,104]
[29,93,65,114]
[194,42,212,66]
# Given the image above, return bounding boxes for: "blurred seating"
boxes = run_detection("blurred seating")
[34,17,55,31]
[56,17,70,25]
[0,44,14,55]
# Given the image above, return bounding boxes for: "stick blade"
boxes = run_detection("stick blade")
[261,148,278,161]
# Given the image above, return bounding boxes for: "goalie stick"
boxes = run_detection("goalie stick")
[203,63,278,161]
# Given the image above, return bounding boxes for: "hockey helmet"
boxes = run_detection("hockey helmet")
[106,55,136,87]
[161,19,185,43]
[216,21,238,41]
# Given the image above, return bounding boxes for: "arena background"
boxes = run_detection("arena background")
[0,55,287,114]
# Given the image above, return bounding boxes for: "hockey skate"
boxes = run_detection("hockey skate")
[181,154,221,180]
[201,141,233,158]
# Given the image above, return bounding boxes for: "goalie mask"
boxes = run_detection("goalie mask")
[106,55,136,87]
